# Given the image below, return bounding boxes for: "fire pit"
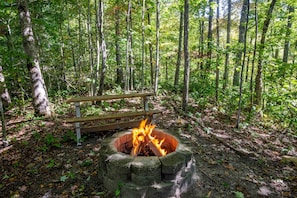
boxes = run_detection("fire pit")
[98,121,196,197]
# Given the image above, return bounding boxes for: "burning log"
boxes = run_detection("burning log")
[131,119,167,157]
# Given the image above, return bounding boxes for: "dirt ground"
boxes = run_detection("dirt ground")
[0,96,296,198]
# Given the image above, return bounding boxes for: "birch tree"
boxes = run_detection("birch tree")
[18,0,51,117]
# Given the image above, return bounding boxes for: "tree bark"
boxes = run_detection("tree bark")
[78,2,82,79]
[141,0,146,89]
[283,5,294,63]
[115,0,123,88]
[87,0,95,96]
[1,25,12,107]
[18,0,51,117]
[0,66,11,107]
[236,0,249,128]
[67,15,77,82]
[255,0,277,107]
[154,0,160,94]
[148,11,154,86]
[215,0,220,102]
[174,11,183,88]
[206,0,213,71]
[94,0,100,96]
[249,0,258,110]
[98,0,107,96]
[233,0,249,86]
[198,9,206,75]
[125,0,132,92]
[182,0,190,112]
[223,0,231,89]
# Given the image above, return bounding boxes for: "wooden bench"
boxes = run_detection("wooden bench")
[65,92,161,145]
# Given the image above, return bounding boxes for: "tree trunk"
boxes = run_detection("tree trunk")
[78,2,82,79]
[236,0,249,128]
[94,0,100,96]
[223,0,231,89]
[206,0,213,71]
[182,0,190,112]
[129,12,134,91]
[198,10,205,73]
[0,66,11,107]
[67,16,77,82]
[233,0,249,86]
[154,0,160,94]
[283,5,294,63]
[255,0,277,107]
[0,96,8,146]
[18,0,51,117]
[125,0,132,92]
[87,0,95,96]
[174,11,183,88]
[148,11,154,86]
[245,38,252,82]
[215,0,220,103]
[115,0,123,88]
[98,0,107,96]
[141,0,146,89]
[2,25,12,107]
[249,0,258,110]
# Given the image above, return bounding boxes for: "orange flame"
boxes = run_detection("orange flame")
[132,119,167,156]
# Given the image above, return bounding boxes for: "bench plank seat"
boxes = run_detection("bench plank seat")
[66,92,155,103]
[81,120,142,133]
[65,110,161,123]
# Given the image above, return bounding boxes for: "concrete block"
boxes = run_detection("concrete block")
[160,151,185,175]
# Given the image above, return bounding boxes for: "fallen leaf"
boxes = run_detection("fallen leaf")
[19,185,27,192]
[257,186,272,196]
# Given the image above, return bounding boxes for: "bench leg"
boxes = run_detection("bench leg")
[75,102,82,146]
[143,96,149,111]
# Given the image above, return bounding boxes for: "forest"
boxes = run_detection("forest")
[0,0,296,197]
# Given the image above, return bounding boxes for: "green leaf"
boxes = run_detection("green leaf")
[232,191,244,198]
[115,188,121,197]
[60,175,68,182]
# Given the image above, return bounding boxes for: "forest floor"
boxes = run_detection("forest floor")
[0,95,296,198]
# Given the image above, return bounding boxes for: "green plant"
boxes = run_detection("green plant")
[38,121,46,127]
[21,140,29,146]
[232,191,244,198]
[60,175,68,182]
[81,159,93,167]
[60,171,76,182]
[115,182,123,197]
[39,145,48,152]
[62,130,77,143]
[32,131,41,140]
[12,161,20,168]
[47,159,55,168]
[44,134,61,148]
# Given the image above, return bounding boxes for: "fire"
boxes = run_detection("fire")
[131,119,167,157]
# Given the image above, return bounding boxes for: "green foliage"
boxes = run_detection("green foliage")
[44,134,61,148]
[82,105,103,116]
[47,159,55,168]
[60,175,68,182]
[232,191,245,198]
[62,130,77,143]
[80,159,93,167]
[60,171,76,182]
[115,182,123,197]
[38,134,61,152]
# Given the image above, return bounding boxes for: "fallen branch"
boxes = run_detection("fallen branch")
[281,155,297,166]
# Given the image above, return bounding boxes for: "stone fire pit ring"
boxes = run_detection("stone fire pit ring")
[98,128,196,198]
